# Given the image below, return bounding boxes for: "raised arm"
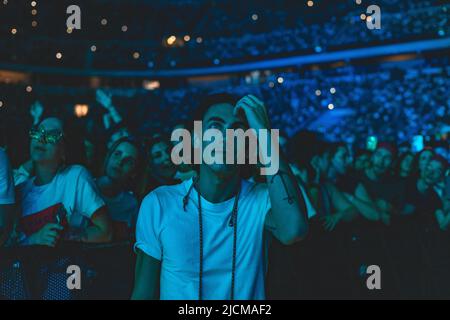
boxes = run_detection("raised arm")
[264,155,309,244]
[235,95,308,245]
[347,182,389,224]
[322,183,358,231]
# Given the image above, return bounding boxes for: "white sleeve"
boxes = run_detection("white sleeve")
[0,149,15,205]
[134,192,163,261]
[73,167,105,218]
[253,183,272,218]
[13,165,31,186]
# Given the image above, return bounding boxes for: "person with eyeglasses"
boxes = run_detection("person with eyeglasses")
[16,117,112,247]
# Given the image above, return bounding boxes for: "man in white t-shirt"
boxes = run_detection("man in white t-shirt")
[132,94,308,300]
[0,148,15,246]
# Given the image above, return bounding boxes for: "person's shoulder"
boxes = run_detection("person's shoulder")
[59,165,92,179]
[143,180,188,204]
[242,179,268,198]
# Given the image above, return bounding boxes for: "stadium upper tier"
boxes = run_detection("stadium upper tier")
[0,0,448,70]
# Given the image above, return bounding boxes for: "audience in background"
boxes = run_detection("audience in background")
[139,136,181,199]
[0,98,448,300]
[396,152,415,180]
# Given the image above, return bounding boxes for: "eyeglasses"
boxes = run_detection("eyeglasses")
[29,127,64,145]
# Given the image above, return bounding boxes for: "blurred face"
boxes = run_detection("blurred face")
[201,103,248,176]
[423,160,444,186]
[399,154,414,177]
[370,148,393,176]
[150,141,177,179]
[355,153,370,171]
[332,146,350,175]
[419,150,433,174]
[30,118,65,166]
[106,141,139,183]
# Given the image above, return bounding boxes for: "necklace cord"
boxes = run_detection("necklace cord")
[183,177,241,300]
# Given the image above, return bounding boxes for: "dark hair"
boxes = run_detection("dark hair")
[192,93,240,125]
[289,130,331,182]
[35,117,86,167]
[103,136,146,192]
[289,131,329,167]
[412,147,434,178]
[64,120,87,167]
[105,123,132,144]
[328,142,347,158]
[146,135,172,162]
[190,93,252,178]
[395,151,414,178]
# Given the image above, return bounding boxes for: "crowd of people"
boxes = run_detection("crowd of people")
[187,2,448,66]
[0,90,449,299]
[1,0,447,69]
[1,55,447,160]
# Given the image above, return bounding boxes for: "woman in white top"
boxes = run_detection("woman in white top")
[16,117,112,247]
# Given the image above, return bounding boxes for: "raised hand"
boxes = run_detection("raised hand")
[30,100,44,125]
[234,95,270,131]
[96,89,113,110]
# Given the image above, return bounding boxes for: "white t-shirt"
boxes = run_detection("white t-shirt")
[17,165,105,238]
[0,148,15,205]
[135,178,271,300]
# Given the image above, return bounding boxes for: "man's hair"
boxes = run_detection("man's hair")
[192,93,240,125]
[146,135,171,161]
[190,93,252,178]
[328,142,347,157]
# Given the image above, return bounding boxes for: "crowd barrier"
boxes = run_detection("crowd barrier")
[1,225,450,300]
[0,242,135,300]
